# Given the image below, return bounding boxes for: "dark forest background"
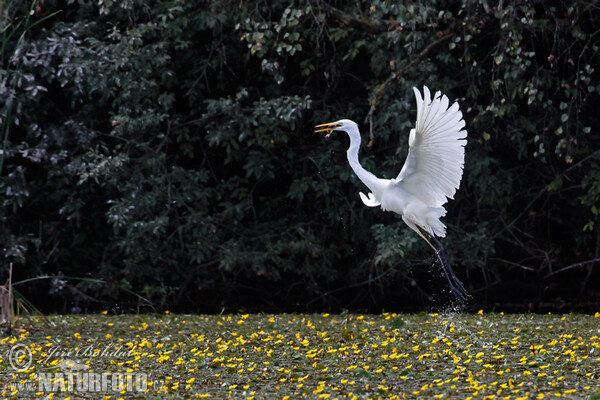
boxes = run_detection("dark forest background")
[1,0,599,314]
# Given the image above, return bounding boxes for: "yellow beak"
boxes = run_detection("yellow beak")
[314,121,341,133]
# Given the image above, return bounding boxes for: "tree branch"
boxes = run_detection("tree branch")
[544,257,600,277]
[317,1,400,34]
[364,32,454,145]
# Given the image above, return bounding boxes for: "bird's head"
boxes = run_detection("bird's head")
[314,119,357,138]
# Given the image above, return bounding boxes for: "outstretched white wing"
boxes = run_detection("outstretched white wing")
[395,86,467,207]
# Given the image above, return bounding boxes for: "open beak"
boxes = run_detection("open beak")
[315,121,341,138]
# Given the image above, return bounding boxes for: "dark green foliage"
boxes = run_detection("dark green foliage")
[1,0,599,312]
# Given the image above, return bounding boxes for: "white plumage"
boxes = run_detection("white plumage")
[316,86,467,238]
[397,87,467,207]
[315,86,468,299]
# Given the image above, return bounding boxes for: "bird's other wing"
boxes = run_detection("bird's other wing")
[394,86,467,207]
[359,192,381,207]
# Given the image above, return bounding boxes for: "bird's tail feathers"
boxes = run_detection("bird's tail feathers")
[403,206,447,238]
[425,207,447,237]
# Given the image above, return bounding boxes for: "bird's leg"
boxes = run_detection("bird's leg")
[414,227,468,301]
[429,234,468,300]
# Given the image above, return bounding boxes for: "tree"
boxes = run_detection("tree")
[1,0,599,312]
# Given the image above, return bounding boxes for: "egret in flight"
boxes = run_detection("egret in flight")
[315,86,468,300]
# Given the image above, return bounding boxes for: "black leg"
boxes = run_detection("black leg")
[429,234,468,302]
[412,226,468,302]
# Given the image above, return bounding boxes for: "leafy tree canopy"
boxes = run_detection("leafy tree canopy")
[1,0,599,312]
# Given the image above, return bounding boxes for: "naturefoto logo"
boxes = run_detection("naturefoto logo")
[35,371,149,393]
[6,342,137,371]
[8,343,32,371]
[3,343,165,394]
[43,342,137,361]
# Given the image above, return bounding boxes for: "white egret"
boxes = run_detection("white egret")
[315,86,468,300]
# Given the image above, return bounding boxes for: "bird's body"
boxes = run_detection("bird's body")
[316,86,468,299]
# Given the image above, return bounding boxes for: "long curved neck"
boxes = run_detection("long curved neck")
[345,126,380,192]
